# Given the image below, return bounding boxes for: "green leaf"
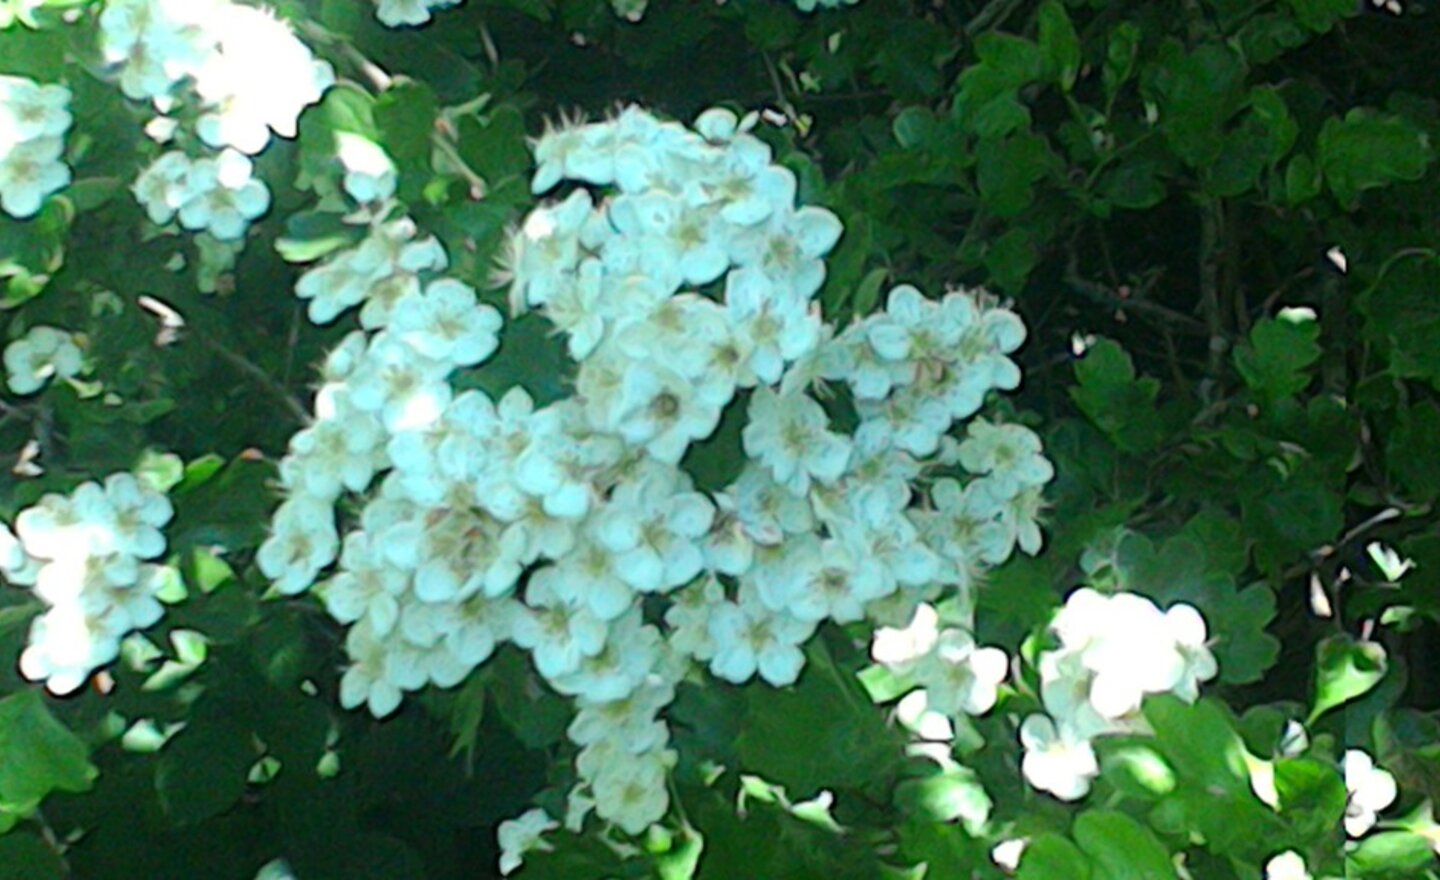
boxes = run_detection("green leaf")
[154,718,254,824]
[1099,159,1167,210]
[1272,757,1347,841]
[0,691,97,814]
[296,83,381,196]
[1037,1,1081,91]
[1283,154,1322,204]
[976,132,1056,217]
[1069,339,1166,454]
[984,227,1037,293]
[652,826,704,880]
[1234,313,1321,405]
[276,210,365,264]
[1360,254,1440,389]
[1317,110,1433,207]
[1283,0,1357,33]
[1310,635,1387,723]
[1346,831,1438,877]
[376,79,440,194]
[456,104,531,183]
[1240,465,1344,577]
[1072,810,1177,880]
[1146,41,1248,167]
[1387,401,1440,502]
[737,642,902,798]
[1017,833,1092,880]
[893,763,991,834]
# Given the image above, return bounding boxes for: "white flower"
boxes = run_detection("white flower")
[585,744,674,834]
[0,76,72,142]
[390,278,503,368]
[595,463,714,594]
[871,602,940,666]
[1344,749,1397,837]
[497,808,558,875]
[706,595,816,686]
[1019,713,1099,801]
[257,495,339,595]
[339,619,403,717]
[511,572,610,680]
[191,3,335,155]
[4,325,83,395]
[375,0,462,28]
[1265,851,1311,880]
[725,267,821,386]
[337,133,397,204]
[915,629,1008,716]
[956,420,1053,501]
[0,135,70,218]
[742,387,851,496]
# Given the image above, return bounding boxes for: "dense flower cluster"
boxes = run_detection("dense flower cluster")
[261,104,1050,850]
[3,325,84,395]
[1,473,175,695]
[0,74,72,219]
[99,0,333,237]
[1018,588,1219,800]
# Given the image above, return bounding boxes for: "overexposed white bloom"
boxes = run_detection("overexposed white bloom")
[1344,749,1397,837]
[1265,850,1311,880]
[9,471,176,694]
[1019,713,1099,801]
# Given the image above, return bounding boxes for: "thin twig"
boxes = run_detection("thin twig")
[206,337,309,425]
[1198,201,1225,373]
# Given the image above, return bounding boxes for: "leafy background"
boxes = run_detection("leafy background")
[2,0,1439,877]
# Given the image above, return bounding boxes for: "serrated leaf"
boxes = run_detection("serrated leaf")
[1069,339,1166,453]
[1235,315,1321,404]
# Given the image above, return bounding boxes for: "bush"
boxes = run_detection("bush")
[0,1,1437,878]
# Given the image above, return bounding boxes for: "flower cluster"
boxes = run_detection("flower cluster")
[1,473,175,695]
[133,149,270,241]
[0,74,72,219]
[4,325,84,395]
[374,0,461,28]
[99,0,333,154]
[263,104,1051,850]
[1018,588,1219,800]
[99,0,333,238]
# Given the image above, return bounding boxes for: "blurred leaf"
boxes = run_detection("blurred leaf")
[0,691,97,814]
[1037,1,1081,91]
[1072,810,1176,880]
